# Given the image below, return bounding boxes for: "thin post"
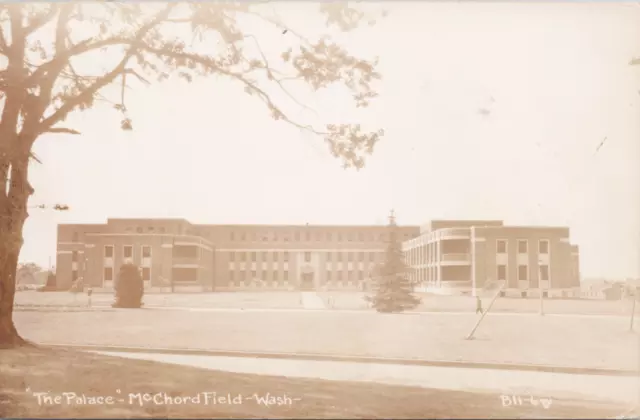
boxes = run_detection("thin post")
[630,287,637,332]
[466,283,505,340]
[170,237,175,293]
[538,261,544,316]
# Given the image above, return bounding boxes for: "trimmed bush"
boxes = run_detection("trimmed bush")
[113,263,144,308]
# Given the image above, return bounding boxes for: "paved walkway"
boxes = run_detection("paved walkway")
[92,351,639,407]
[300,292,326,309]
[75,304,630,319]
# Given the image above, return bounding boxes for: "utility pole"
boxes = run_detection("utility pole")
[630,286,638,333]
[538,258,545,316]
[170,236,175,293]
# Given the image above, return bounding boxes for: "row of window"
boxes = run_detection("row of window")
[100,267,151,282]
[71,229,415,243]
[102,245,152,259]
[229,251,381,263]
[70,246,154,260]
[227,231,411,243]
[497,239,550,254]
[229,269,370,282]
[498,264,550,282]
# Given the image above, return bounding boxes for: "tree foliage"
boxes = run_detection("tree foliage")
[113,263,144,308]
[17,262,43,276]
[366,211,420,313]
[0,2,384,169]
[0,2,384,345]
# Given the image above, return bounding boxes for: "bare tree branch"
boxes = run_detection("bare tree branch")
[39,4,176,132]
[45,127,80,135]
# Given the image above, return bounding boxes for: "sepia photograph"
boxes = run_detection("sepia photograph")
[0,0,639,418]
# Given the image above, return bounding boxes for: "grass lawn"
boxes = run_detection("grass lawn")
[14,291,305,309]
[317,291,636,315]
[0,346,623,418]
[13,309,639,371]
[15,290,637,317]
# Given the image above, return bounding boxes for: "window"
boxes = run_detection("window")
[251,270,256,279]
[358,233,364,242]
[240,233,246,241]
[72,271,78,282]
[123,245,133,259]
[518,240,528,254]
[229,253,235,262]
[327,272,332,281]
[284,271,289,281]
[306,232,311,241]
[104,245,114,258]
[539,240,549,254]
[239,253,246,262]
[337,253,343,262]
[230,232,235,241]
[142,246,151,258]
[539,265,550,281]
[347,253,353,262]
[496,239,507,254]
[148,227,155,232]
[273,271,278,281]
[104,267,113,282]
[359,252,364,262]
[369,252,376,261]
[239,271,246,281]
[497,265,507,281]
[159,227,166,233]
[72,232,79,243]
[518,265,529,281]
[337,233,343,241]
[72,251,78,262]
[337,272,342,281]
[326,252,332,262]
[136,227,143,233]
[305,252,311,262]
[347,234,353,242]
[284,252,289,262]
[229,272,235,282]
[262,251,267,260]
[251,252,256,262]
[142,267,151,281]
[273,252,278,261]
[327,232,332,241]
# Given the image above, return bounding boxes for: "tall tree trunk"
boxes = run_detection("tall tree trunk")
[0,241,26,348]
[0,158,33,348]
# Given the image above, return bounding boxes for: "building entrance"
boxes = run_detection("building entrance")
[300,272,315,291]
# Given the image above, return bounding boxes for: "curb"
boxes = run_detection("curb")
[14,304,631,318]
[41,343,638,377]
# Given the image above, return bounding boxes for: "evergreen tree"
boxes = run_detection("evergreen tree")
[113,263,144,308]
[366,210,421,313]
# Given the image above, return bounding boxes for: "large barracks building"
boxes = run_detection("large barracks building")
[56,218,580,292]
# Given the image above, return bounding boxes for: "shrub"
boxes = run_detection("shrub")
[113,263,144,308]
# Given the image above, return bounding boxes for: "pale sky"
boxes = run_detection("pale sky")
[21,2,640,279]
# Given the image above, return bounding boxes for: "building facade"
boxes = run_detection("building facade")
[402,220,581,294]
[56,218,420,291]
